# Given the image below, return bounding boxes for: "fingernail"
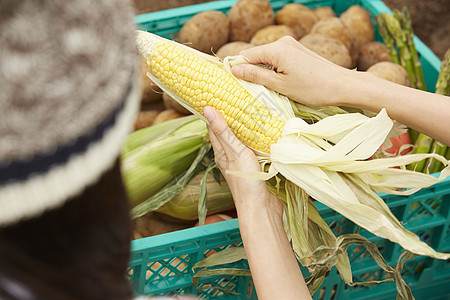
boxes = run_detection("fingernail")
[232,65,244,78]
[203,106,215,121]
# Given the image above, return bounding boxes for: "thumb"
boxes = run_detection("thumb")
[203,106,246,156]
[231,64,279,89]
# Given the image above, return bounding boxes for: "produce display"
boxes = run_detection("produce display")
[125,0,450,298]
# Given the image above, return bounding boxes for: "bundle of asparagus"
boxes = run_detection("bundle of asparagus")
[376,8,450,174]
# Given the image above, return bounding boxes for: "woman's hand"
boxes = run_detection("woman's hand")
[203,106,311,300]
[202,106,282,218]
[230,36,450,146]
[231,36,354,107]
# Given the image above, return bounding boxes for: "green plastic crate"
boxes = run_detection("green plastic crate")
[129,0,448,298]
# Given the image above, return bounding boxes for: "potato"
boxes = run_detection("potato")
[228,0,275,42]
[300,34,352,68]
[357,41,390,71]
[275,4,319,39]
[153,109,185,125]
[340,5,375,50]
[314,6,336,20]
[134,110,159,131]
[215,41,254,59]
[310,17,358,67]
[250,25,297,46]
[178,10,230,53]
[139,56,163,104]
[162,92,191,115]
[367,62,410,86]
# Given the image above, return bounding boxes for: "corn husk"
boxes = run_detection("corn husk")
[122,115,208,207]
[155,170,234,221]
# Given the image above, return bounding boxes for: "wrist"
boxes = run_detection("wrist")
[234,192,283,223]
[333,68,368,107]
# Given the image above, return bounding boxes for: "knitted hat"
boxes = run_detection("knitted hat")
[0,0,140,226]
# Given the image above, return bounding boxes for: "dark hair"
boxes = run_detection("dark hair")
[0,159,132,300]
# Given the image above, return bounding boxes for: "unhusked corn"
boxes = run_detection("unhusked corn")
[145,37,285,154]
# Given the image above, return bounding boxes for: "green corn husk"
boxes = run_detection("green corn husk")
[121,115,208,208]
[155,170,234,221]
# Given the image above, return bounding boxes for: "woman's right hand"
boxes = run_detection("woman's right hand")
[231,36,354,107]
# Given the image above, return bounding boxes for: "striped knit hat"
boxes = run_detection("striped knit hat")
[0,0,140,226]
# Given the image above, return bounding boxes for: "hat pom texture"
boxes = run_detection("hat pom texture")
[0,0,140,226]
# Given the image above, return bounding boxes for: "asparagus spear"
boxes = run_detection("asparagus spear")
[435,49,450,95]
[407,134,434,172]
[427,141,448,174]
[425,49,450,173]
[375,15,400,64]
[382,12,417,88]
[399,7,426,91]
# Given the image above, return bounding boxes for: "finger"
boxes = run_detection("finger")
[203,106,249,158]
[238,43,274,65]
[231,63,282,89]
[206,125,228,169]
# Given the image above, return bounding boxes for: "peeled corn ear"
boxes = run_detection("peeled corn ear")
[136,31,284,154]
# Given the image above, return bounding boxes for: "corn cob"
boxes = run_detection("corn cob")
[136,31,284,154]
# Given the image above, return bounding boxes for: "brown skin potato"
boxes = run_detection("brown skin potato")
[310,17,358,68]
[275,4,319,39]
[250,25,297,46]
[340,5,374,50]
[300,33,352,68]
[153,109,185,125]
[367,61,410,86]
[162,92,191,115]
[215,41,254,59]
[140,56,163,103]
[178,10,230,53]
[134,110,159,131]
[357,41,390,71]
[228,0,274,42]
[314,6,336,20]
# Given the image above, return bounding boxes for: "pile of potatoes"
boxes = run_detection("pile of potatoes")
[135,0,410,131]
